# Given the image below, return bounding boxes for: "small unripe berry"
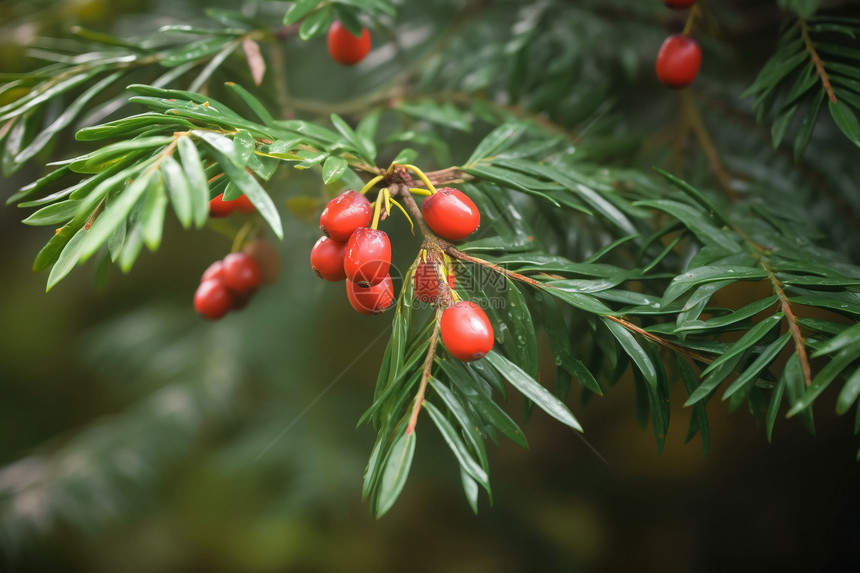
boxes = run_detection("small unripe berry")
[421,187,480,241]
[347,276,394,315]
[440,301,494,362]
[194,280,233,320]
[662,0,696,9]
[310,236,348,281]
[656,34,702,89]
[319,190,373,241]
[344,227,391,287]
[327,21,371,66]
[222,252,261,295]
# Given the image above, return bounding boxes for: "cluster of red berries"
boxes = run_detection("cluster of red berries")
[327,20,371,66]
[310,190,394,314]
[656,0,702,89]
[194,252,261,320]
[193,240,280,320]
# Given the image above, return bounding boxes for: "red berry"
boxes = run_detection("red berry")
[232,194,256,213]
[327,21,371,66]
[209,192,235,217]
[319,190,373,241]
[346,276,394,315]
[662,0,696,9]
[310,236,348,281]
[440,301,494,362]
[221,252,261,295]
[414,258,455,304]
[344,227,391,287]
[656,34,702,89]
[194,279,233,320]
[201,260,225,283]
[421,187,480,241]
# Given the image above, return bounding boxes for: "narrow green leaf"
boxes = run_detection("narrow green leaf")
[836,367,860,415]
[464,123,527,166]
[375,430,416,518]
[299,5,334,40]
[177,136,210,228]
[663,266,766,305]
[22,200,81,226]
[322,155,349,184]
[601,317,658,390]
[460,468,479,515]
[721,332,791,400]
[484,350,583,432]
[194,130,283,238]
[15,72,122,165]
[140,174,168,251]
[766,376,786,442]
[46,227,87,290]
[285,0,321,24]
[330,113,376,164]
[424,401,490,491]
[160,155,192,228]
[701,314,783,377]
[829,99,860,147]
[430,379,489,472]
[811,322,860,358]
[79,170,156,261]
[634,199,741,254]
[787,344,860,416]
[676,295,779,333]
[676,355,710,456]
[161,37,230,67]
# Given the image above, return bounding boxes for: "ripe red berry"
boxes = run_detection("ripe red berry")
[656,34,702,89]
[221,252,261,295]
[232,193,256,213]
[662,0,696,9]
[421,187,480,241]
[346,276,394,315]
[310,236,348,281]
[209,192,235,217]
[319,191,373,241]
[414,258,455,304]
[344,227,391,287]
[201,260,225,283]
[440,301,494,362]
[327,21,371,66]
[194,279,234,320]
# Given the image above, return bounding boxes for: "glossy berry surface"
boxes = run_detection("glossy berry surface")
[201,260,225,283]
[327,21,371,66]
[222,252,261,295]
[344,228,391,287]
[414,258,455,304]
[656,34,702,89]
[421,187,480,241]
[662,0,696,8]
[310,236,348,282]
[209,193,235,217]
[347,276,394,315]
[319,191,373,241]
[440,301,494,362]
[194,280,233,320]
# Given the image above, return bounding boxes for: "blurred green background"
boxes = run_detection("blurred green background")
[1,0,859,571]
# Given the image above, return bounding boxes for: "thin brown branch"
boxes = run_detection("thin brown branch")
[681,91,740,202]
[800,19,837,104]
[763,261,813,386]
[406,308,442,435]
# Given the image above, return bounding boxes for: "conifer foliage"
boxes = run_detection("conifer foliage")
[1,0,859,536]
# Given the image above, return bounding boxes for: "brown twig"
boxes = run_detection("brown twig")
[762,261,813,386]
[800,19,837,104]
[681,90,739,202]
[406,308,442,435]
